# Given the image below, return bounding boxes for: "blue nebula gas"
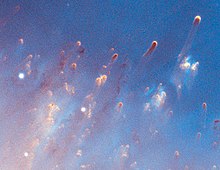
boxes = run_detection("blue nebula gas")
[0,1,219,170]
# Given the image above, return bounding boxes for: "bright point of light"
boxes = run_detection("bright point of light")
[81,107,86,112]
[24,152,29,157]
[18,72,25,79]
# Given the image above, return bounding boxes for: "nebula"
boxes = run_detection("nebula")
[0,1,219,170]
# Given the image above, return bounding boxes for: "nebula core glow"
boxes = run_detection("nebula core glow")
[0,1,220,170]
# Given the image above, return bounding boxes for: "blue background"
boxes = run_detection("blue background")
[0,0,220,169]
